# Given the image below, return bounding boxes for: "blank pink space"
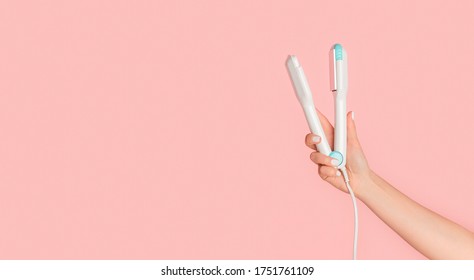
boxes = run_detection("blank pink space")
[0,0,473,259]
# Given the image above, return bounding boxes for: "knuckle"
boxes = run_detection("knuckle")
[326,157,334,165]
[317,165,323,174]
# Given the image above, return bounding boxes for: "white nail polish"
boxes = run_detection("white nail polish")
[351,111,355,120]
[331,159,340,166]
[336,170,341,177]
[312,136,320,143]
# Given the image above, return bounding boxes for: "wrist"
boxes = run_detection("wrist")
[354,169,379,201]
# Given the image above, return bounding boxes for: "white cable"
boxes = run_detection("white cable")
[340,167,358,260]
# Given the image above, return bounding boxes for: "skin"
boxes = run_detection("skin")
[306,110,474,259]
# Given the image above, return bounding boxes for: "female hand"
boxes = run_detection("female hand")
[305,110,371,197]
[306,111,474,259]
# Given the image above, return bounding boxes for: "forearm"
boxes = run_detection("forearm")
[356,170,474,259]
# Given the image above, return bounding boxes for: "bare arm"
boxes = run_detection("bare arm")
[360,170,474,259]
[305,110,474,259]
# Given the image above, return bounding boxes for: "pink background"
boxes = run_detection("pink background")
[1,0,473,259]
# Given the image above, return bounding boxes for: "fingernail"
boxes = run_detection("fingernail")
[351,111,355,120]
[331,159,340,166]
[336,170,341,177]
[312,135,321,143]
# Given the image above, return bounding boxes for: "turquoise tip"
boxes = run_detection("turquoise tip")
[334,44,343,61]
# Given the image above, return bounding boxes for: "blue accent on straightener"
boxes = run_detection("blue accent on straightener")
[329,151,343,166]
[334,44,343,60]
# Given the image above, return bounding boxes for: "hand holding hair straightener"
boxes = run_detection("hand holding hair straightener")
[286,44,474,260]
[286,44,358,259]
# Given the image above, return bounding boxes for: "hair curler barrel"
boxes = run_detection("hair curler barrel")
[286,55,332,156]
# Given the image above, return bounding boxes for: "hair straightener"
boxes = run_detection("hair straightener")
[286,44,358,260]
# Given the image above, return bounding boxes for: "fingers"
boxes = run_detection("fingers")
[313,153,342,181]
[318,165,341,180]
[310,152,340,167]
[305,133,321,150]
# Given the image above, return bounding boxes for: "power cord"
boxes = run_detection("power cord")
[340,167,358,260]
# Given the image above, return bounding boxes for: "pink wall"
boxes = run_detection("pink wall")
[0,0,473,259]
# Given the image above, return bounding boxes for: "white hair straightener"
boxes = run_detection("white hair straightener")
[286,44,358,260]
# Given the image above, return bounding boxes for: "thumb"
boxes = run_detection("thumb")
[347,111,361,147]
